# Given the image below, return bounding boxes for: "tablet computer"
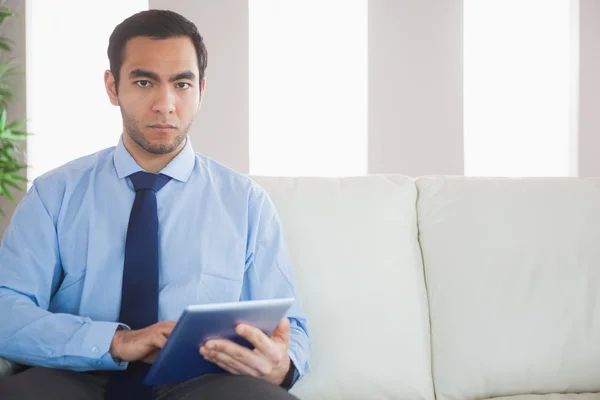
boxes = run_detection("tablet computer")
[143,297,295,386]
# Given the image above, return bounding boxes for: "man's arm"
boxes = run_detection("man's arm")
[198,185,310,387]
[242,186,311,385]
[0,183,126,371]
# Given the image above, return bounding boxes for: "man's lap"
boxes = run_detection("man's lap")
[0,367,106,399]
[0,367,299,400]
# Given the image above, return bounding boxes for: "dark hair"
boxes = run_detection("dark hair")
[107,9,207,93]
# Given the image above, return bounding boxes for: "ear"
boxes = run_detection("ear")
[198,79,206,111]
[104,70,119,106]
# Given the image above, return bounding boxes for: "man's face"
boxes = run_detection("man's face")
[106,36,204,155]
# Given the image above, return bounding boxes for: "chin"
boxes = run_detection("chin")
[140,132,185,155]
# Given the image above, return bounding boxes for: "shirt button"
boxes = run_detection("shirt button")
[97,361,102,365]
[91,346,99,354]
[47,349,53,355]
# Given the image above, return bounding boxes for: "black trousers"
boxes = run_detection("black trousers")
[0,367,300,400]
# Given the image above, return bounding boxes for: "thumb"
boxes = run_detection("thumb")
[271,317,291,344]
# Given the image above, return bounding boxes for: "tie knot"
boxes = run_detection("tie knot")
[129,171,172,192]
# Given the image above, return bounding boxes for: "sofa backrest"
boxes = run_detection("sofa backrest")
[251,176,435,400]
[416,177,600,400]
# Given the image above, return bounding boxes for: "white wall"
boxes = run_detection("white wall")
[368,0,464,176]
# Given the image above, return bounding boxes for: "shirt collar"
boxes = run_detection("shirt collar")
[113,134,196,183]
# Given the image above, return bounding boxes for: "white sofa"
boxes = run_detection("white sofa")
[2,175,600,400]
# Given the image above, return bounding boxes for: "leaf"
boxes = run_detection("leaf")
[3,179,23,193]
[0,129,27,141]
[0,128,11,138]
[6,119,26,130]
[8,173,27,182]
[0,58,17,107]
[0,38,13,52]
[0,182,14,201]
[0,7,30,204]
[0,59,19,79]
[0,108,6,130]
[0,7,15,25]
[12,129,29,136]
[0,141,15,151]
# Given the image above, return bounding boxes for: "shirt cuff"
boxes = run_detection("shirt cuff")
[82,321,128,370]
[280,358,297,390]
[282,347,302,390]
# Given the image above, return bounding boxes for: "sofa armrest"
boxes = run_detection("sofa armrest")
[0,356,21,377]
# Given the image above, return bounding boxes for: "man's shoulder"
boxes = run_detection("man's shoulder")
[32,146,115,195]
[195,152,267,200]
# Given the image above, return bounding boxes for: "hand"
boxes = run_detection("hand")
[199,317,291,385]
[109,321,176,364]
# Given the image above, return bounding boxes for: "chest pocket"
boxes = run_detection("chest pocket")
[159,272,244,320]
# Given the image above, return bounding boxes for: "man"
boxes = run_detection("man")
[0,9,309,400]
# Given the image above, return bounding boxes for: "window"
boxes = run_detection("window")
[463,0,574,177]
[27,0,148,182]
[249,0,368,177]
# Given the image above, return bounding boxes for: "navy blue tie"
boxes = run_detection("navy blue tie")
[105,171,171,400]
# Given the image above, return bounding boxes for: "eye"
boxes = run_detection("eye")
[136,80,152,88]
[176,82,191,89]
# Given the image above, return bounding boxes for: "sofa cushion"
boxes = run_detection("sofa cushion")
[416,177,600,400]
[251,176,434,400]
[486,394,600,400]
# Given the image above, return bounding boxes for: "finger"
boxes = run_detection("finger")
[201,340,271,376]
[203,348,261,377]
[236,324,272,352]
[157,321,177,335]
[271,318,291,344]
[144,322,174,338]
[142,349,160,364]
[236,325,282,364]
[211,359,243,376]
[201,340,257,365]
[152,333,167,349]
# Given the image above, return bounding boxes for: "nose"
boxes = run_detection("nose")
[151,86,176,115]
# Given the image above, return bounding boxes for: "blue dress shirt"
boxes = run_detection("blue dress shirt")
[0,136,310,380]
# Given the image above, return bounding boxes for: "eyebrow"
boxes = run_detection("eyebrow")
[129,69,196,82]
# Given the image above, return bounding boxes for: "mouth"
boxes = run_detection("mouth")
[149,124,177,129]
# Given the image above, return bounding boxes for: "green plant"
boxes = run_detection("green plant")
[0,5,28,212]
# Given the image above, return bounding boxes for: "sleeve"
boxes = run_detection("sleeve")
[0,183,127,371]
[242,184,311,383]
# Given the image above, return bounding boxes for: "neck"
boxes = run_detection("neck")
[122,132,185,174]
